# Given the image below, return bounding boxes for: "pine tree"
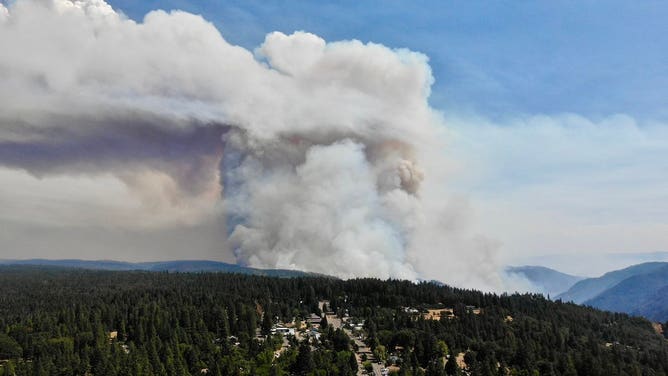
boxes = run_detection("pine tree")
[261,309,273,336]
[445,355,459,376]
[294,342,314,376]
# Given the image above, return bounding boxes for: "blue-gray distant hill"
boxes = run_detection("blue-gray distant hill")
[552,262,668,322]
[556,262,668,304]
[0,259,323,278]
[583,264,668,322]
[505,265,583,296]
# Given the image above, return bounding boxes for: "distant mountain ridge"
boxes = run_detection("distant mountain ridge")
[556,262,668,304]
[584,264,668,322]
[505,265,584,296]
[0,259,323,278]
[553,261,668,322]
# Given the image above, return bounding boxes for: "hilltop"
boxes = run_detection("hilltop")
[505,265,584,296]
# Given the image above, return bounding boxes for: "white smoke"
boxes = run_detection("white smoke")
[0,0,501,290]
[0,4,8,21]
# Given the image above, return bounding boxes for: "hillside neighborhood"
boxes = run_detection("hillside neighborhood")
[251,300,481,376]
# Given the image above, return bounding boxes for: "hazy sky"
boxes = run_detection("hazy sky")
[0,0,667,280]
[102,0,668,266]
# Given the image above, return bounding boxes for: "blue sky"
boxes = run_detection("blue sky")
[99,0,668,272]
[108,0,668,122]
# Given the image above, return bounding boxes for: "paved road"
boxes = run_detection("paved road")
[324,310,385,375]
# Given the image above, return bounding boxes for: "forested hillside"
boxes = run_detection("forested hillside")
[0,259,317,277]
[0,266,667,376]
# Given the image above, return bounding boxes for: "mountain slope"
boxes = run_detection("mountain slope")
[505,265,584,296]
[634,285,668,322]
[584,264,668,321]
[0,259,321,278]
[556,262,668,303]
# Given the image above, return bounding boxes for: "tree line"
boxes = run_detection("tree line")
[0,266,666,375]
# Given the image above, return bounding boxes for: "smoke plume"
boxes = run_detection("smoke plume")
[0,0,501,289]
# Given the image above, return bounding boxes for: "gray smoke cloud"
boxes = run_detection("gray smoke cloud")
[0,0,502,290]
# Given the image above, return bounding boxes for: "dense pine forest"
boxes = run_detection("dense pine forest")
[0,266,667,376]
